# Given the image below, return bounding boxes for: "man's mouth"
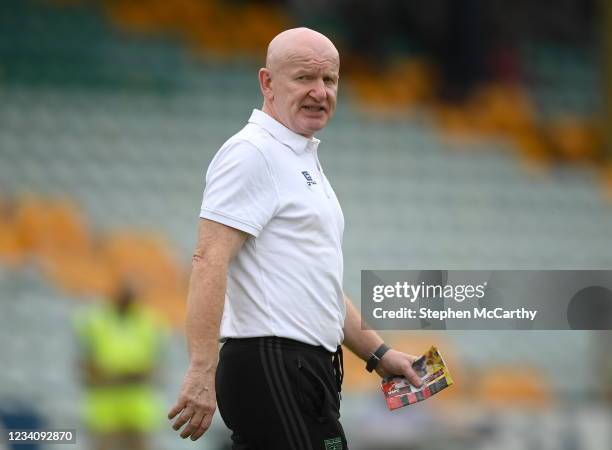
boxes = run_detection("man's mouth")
[302,105,325,112]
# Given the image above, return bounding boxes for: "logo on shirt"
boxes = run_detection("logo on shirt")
[301,171,317,186]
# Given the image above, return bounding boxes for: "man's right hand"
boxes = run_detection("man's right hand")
[168,365,216,441]
[168,220,247,441]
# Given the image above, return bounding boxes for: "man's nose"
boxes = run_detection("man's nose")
[309,79,326,102]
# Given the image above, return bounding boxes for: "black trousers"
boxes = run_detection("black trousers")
[216,337,348,450]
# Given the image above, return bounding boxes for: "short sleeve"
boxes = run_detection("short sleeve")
[200,140,279,237]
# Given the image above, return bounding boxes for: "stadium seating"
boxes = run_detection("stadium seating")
[0,1,610,448]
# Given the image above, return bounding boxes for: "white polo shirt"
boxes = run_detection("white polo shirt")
[200,109,346,352]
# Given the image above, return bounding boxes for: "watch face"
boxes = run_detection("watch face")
[366,355,379,372]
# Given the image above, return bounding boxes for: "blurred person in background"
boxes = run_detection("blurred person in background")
[74,284,166,450]
[168,27,422,449]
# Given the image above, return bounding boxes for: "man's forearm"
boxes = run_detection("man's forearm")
[342,295,384,362]
[185,255,228,371]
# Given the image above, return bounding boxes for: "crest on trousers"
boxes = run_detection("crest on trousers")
[323,437,343,450]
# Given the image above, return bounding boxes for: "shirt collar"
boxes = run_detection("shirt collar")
[248,109,320,154]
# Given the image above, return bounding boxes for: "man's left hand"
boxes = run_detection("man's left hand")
[375,349,423,387]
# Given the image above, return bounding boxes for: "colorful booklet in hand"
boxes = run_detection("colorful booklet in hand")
[381,346,454,410]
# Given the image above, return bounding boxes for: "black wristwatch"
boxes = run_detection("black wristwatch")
[366,343,391,372]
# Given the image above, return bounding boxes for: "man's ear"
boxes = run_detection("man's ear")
[258,68,273,101]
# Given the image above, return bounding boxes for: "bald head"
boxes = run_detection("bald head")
[265,27,339,73]
[258,27,340,138]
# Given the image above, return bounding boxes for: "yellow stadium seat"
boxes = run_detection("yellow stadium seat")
[512,130,553,170]
[548,116,601,162]
[44,253,118,298]
[0,220,25,266]
[102,231,184,295]
[476,366,552,410]
[15,196,92,261]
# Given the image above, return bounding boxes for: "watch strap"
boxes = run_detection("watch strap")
[366,343,390,372]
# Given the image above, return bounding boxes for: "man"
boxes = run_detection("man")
[169,27,422,449]
[75,284,166,450]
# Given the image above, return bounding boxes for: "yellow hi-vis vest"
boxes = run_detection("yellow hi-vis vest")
[76,304,163,376]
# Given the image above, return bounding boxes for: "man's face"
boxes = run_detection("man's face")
[268,49,339,137]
